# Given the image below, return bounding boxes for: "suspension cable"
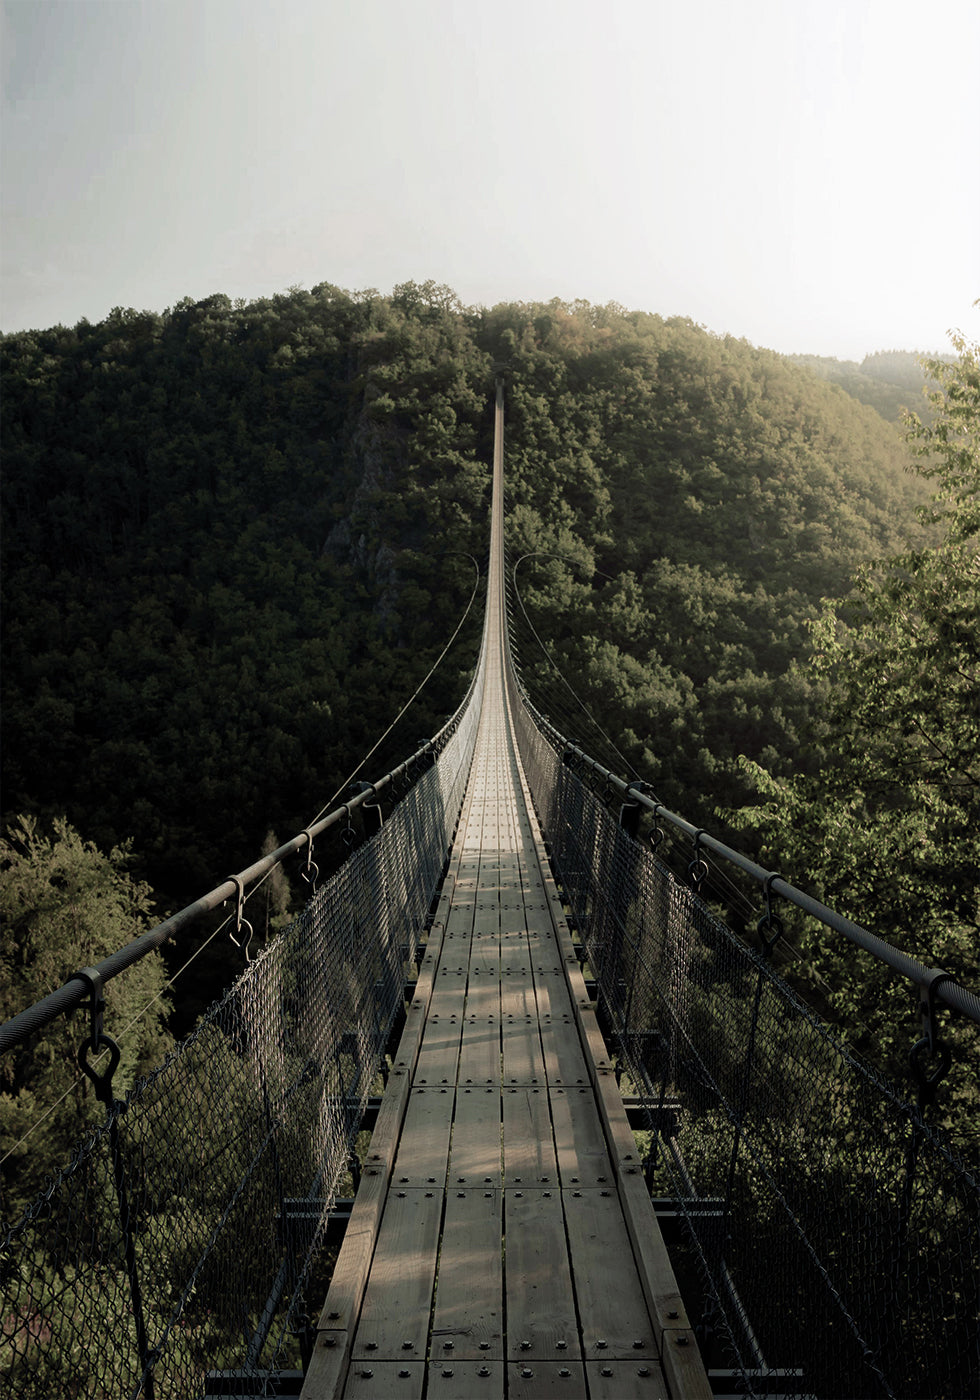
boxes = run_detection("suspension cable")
[306,552,482,828]
[509,550,644,784]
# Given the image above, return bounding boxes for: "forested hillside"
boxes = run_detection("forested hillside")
[0,286,938,1025]
[785,347,944,422]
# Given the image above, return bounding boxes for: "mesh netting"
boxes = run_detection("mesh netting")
[1,682,481,1400]
[513,696,980,1400]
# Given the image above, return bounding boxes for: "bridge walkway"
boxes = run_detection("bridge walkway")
[301,387,710,1400]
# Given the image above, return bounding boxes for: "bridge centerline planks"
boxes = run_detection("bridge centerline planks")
[302,384,708,1400]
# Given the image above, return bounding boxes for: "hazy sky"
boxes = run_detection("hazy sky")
[2,0,978,358]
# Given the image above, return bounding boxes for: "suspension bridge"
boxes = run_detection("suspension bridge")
[2,384,978,1400]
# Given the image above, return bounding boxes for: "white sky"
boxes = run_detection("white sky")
[2,0,978,358]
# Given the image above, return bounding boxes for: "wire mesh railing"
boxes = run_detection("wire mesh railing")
[511,691,980,1400]
[1,669,483,1400]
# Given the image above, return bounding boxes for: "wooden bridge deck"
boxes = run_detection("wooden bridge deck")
[301,386,709,1400]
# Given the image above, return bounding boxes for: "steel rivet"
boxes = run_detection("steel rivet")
[361,1369,374,1378]
[597,1339,608,1349]
[556,1340,567,1349]
[444,1341,454,1350]
[638,1367,651,1377]
[633,1339,644,1349]
[367,1342,377,1350]
[328,1311,340,1320]
[520,1339,531,1350]
[667,1310,679,1320]
[521,1368,533,1379]
[676,1336,689,1347]
[402,1340,413,1349]
[443,1367,454,1377]
[399,1369,411,1378]
[559,1367,571,1377]
[601,1366,613,1377]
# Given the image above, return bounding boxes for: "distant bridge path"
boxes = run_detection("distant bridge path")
[300,386,710,1399]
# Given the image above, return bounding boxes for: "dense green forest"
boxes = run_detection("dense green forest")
[785,347,948,423]
[3,284,976,1193]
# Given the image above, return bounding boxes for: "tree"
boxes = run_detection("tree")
[0,816,173,1220]
[731,324,979,1140]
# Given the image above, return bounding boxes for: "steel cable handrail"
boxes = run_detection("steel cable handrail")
[518,694,980,1031]
[0,692,475,1055]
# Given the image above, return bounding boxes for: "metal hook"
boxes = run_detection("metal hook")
[227,875,254,961]
[299,829,319,892]
[72,967,121,1106]
[688,831,709,891]
[757,872,785,956]
[909,970,956,1108]
[72,966,105,1051]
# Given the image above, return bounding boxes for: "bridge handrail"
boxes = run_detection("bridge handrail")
[0,685,476,1055]
[526,704,980,1031]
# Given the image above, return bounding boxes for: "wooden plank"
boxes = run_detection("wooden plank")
[585,1359,669,1400]
[430,1188,503,1358]
[307,926,440,1358]
[550,1086,613,1188]
[503,1189,580,1360]
[506,1361,587,1398]
[562,1188,658,1359]
[616,1171,697,1352]
[457,1009,501,1087]
[351,1189,442,1359]
[414,989,463,1088]
[426,1360,504,1398]
[659,1328,713,1400]
[343,1361,425,1398]
[469,932,501,977]
[301,1329,350,1400]
[448,1087,502,1187]
[502,1087,557,1187]
[501,979,546,1087]
[391,1087,455,1188]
